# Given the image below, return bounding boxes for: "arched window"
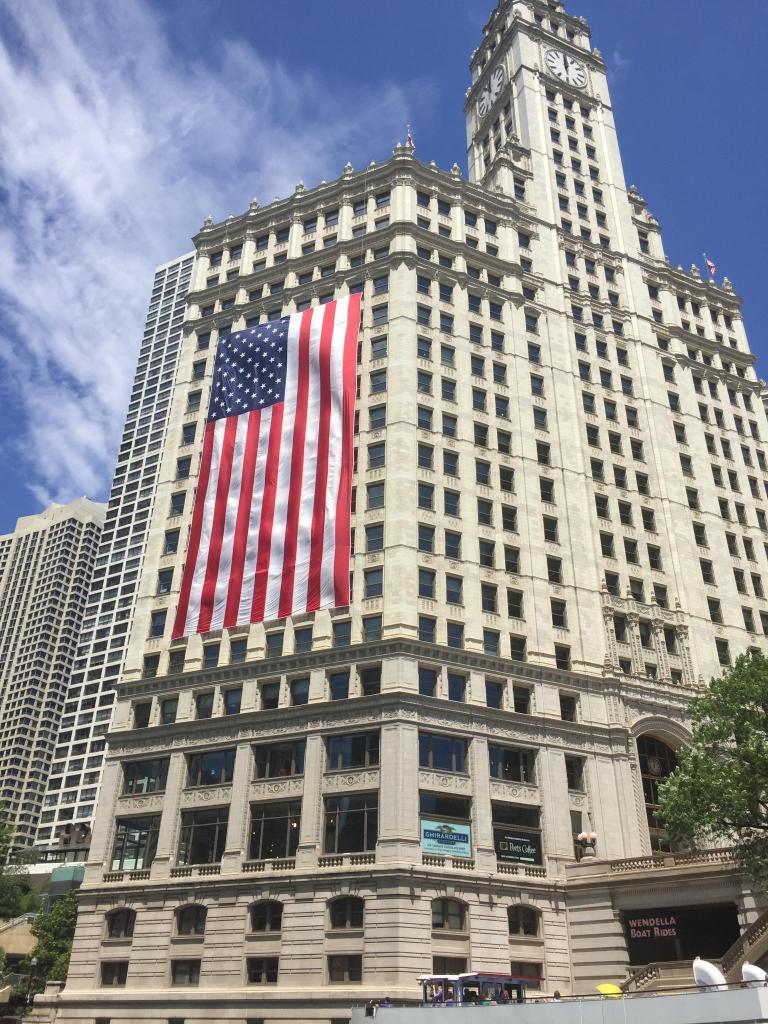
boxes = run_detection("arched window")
[636,735,678,852]
[431,898,466,932]
[106,908,135,938]
[508,905,540,937]
[250,900,283,933]
[176,904,207,936]
[328,896,364,930]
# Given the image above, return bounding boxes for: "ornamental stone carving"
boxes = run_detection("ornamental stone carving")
[249,778,304,799]
[323,770,380,793]
[180,786,233,807]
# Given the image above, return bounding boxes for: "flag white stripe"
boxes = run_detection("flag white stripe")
[320,299,349,605]
[208,412,250,630]
[291,304,325,613]
[236,405,273,623]
[263,312,302,620]
[185,417,227,634]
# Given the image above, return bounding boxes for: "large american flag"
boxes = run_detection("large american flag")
[172,294,361,638]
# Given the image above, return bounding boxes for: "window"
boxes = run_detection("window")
[565,756,585,791]
[250,900,283,933]
[178,807,229,865]
[324,793,378,853]
[329,896,364,930]
[446,621,464,648]
[111,816,161,871]
[149,609,166,638]
[551,599,567,628]
[195,691,214,719]
[247,958,280,985]
[254,741,305,779]
[448,673,466,701]
[123,758,169,795]
[559,693,577,722]
[328,955,362,983]
[327,732,379,770]
[489,745,535,783]
[101,961,129,987]
[106,908,136,939]
[486,680,504,709]
[282,679,308,710]
[329,671,350,700]
[222,688,242,717]
[419,732,467,773]
[249,801,301,860]
[419,616,436,643]
[432,898,466,932]
[202,642,219,669]
[366,528,385,552]
[171,960,201,987]
[160,696,178,724]
[419,667,437,697]
[176,905,207,936]
[508,906,540,937]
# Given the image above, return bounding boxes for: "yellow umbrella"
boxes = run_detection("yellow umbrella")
[596,983,623,998]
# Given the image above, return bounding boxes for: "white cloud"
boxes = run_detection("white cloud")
[609,46,631,86]
[0,0,411,505]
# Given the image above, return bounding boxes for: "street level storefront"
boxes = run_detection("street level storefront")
[622,903,740,965]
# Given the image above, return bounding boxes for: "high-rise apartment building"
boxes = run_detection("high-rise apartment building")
[34,254,194,855]
[47,2,767,1021]
[0,498,105,849]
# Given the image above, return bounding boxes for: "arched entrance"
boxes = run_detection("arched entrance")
[636,735,678,852]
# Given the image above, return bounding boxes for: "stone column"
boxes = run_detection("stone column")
[150,750,186,880]
[221,742,253,872]
[377,720,420,863]
[296,734,323,867]
[470,737,496,871]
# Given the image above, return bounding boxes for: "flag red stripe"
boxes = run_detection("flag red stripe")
[172,420,215,640]
[197,416,238,633]
[277,309,313,618]
[306,302,336,611]
[223,409,261,628]
[250,402,284,623]
[333,293,361,604]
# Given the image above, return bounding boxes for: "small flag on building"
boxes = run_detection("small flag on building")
[703,253,717,277]
[406,124,415,151]
[172,295,361,638]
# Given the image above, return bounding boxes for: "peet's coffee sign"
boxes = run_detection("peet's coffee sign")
[494,828,543,865]
[625,913,678,940]
[622,903,738,965]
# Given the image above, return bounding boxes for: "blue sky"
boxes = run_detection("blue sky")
[0,0,765,533]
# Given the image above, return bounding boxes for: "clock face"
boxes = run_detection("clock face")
[545,48,587,88]
[477,64,505,119]
[489,64,505,102]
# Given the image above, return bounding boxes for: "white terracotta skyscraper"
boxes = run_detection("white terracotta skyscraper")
[41,3,768,1021]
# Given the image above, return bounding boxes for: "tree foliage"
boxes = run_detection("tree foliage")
[659,650,768,885]
[26,890,78,987]
[0,804,35,919]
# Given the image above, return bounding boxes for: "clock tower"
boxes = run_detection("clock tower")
[465,0,655,263]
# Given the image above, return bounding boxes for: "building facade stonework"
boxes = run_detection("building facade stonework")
[47,1,767,1021]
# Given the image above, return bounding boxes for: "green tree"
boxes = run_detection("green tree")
[659,650,768,885]
[25,890,78,988]
[0,805,34,919]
